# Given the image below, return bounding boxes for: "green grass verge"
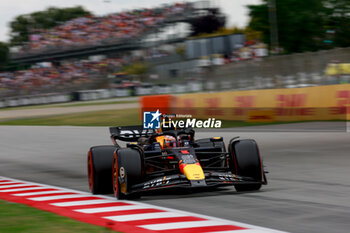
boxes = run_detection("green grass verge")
[0,108,274,127]
[0,200,115,233]
[0,107,345,127]
[0,109,264,127]
[0,108,140,126]
[0,100,137,111]
[57,100,137,108]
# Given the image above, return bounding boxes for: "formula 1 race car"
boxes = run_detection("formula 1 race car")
[87,126,267,199]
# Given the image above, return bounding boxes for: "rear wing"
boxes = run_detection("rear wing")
[109,126,156,142]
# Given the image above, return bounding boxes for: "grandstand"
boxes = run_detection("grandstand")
[0,58,122,97]
[10,1,224,65]
[0,1,228,99]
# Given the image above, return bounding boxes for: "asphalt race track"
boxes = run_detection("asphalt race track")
[0,124,350,233]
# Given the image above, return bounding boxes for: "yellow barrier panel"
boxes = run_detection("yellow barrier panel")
[173,84,350,121]
[325,63,350,75]
[247,110,275,123]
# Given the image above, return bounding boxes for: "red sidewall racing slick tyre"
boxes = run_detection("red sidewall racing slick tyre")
[113,148,144,199]
[87,145,116,194]
[229,139,264,192]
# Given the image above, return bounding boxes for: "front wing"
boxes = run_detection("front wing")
[130,172,264,193]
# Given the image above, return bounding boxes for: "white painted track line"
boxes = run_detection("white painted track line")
[0,186,47,192]
[0,181,19,185]
[0,176,288,233]
[104,212,187,222]
[0,184,33,189]
[14,190,68,196]
[75,205,150,214]
[140,220,228,230]
[51,199,115,207]
[29,194,88,201]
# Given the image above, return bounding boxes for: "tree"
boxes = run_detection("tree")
[244,26,263,41]
[324,0,350,47]
[9,6,91,45]
[123,62,149,75]
[122,62,149,82]
[0,42,9,70]
[247,0,328,53]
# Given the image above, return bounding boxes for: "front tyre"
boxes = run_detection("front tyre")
[112,148,143,199]
[229,139,264,192]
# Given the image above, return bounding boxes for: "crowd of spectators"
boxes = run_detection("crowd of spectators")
[3,4,191,96]
[18,3,190,54]
[228,41,268,62]
[0,57,125,97]
[2,2,272,97]
[1,41,270,97]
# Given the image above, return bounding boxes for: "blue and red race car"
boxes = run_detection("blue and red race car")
[88,126,267,199]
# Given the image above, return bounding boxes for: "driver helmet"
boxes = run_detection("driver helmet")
[156,135,176,149]
[156,117,177,148]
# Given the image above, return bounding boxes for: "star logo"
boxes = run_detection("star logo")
[143,109,162,129]
[150,109,162,123]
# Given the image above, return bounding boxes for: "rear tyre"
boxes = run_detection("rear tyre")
[112,148,143,199]
[87,146,117,194]
[229,139,263,192]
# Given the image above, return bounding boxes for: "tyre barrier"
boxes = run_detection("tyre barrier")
[135,82,202,96]
[0,94,71,108]
[0,83,204,108]
[72,89,131,101]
